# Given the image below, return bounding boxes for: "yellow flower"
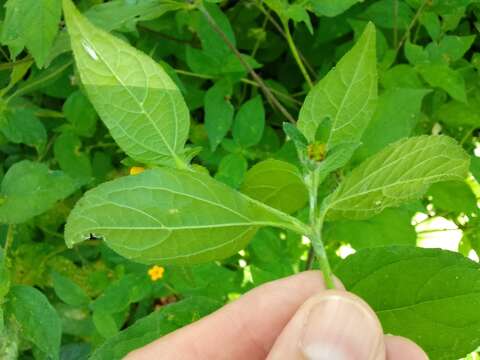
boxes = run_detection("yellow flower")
[129,166,145,175]
[307,142,327,162]
[148,265,165,281]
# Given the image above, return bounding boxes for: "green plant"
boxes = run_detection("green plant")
[1,0,480,359]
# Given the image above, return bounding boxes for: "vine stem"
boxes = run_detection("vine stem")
[306,168,335,289]
[283,20,313,89]
[196,2,296,124]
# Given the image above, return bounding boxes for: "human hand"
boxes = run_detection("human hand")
[125,271,428,359]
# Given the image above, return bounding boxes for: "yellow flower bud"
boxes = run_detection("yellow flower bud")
[307,142,327,161]
[129,166,145,175]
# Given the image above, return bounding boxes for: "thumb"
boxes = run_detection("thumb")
[267,290,385,360]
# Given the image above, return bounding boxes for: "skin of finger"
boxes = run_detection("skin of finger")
[124,271,344,360]
[266,290,386,360]
[385,335,429,360]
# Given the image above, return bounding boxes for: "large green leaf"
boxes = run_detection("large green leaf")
[326,135,469,219]
[62,0,189,167]
[297,23,377,147]
[91,297,220,360]
[241,159,308,214]
[1,0,61,67]
[0,161,77,224]
[335,246,480,359]
[65,168,307,265]
[5,285,61,359]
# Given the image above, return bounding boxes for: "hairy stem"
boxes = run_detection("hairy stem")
[306,169,335,288]
[197,2,296,124]
[283,20,313,89]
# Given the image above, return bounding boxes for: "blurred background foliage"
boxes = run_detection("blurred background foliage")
[0,0,480,358]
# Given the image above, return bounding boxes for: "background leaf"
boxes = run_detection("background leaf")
[5,285,62,359]
[232,96,265,148]
[0,161,77,224]
[335,246,480,359]
[241,159,308,214]
[1,0,61,67]
[90,297,220,360]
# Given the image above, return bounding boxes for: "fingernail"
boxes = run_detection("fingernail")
[300,294,381,360]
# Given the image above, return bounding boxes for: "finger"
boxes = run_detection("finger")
[267,290,385,360]
[385,336,428,360]
[125,271,344,360]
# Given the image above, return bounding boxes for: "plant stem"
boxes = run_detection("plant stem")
[253,0,316,78]
[174,68,301,106]
[283,20,313,89]
[305,168,335,288]
[4,225,14,255]
[395,0,428,53]
[196,2,296,124]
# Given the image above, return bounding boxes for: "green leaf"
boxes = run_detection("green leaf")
[360,0,414,29]
[427,181,477,214]
[471,156,480,183]
[241,159,308,214]
[309,0,361,17]
[5,285,61,359]
[248,227,303,283]
[167,263,240,300]
[204,80,234,151]
[0,107,47,152]
[282,122,308,151]
[233,96,265,148]
[1,0,62,67]
[380,65,424,89]
[317,142,361,182]
[325,208,416,249]
[434,100,480,127]
[335,246,480,359]
[63,0,189,167]
[90,297,220,360]
[326,135,469,220]
[54,132,92,185]
[355,88,430,161]
[90,273,151,315]
[65,168,306,265]
[63,91,98,138]
[0,161,77,224]
[298,23,377,148]
[85,0,185,32]
[417,64,466,102]
[92,311,118,339]
[52,271,90,307]
[215,153,248,189]
[426,35,476,64]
